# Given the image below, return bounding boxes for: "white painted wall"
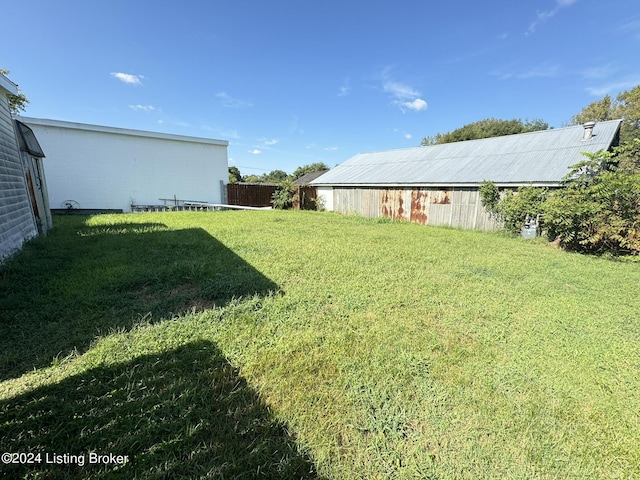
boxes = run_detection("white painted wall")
[316,187,334,211]
[19,117,228,212]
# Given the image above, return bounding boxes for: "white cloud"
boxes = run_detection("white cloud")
[517,63,560,79]
[527,0,578,35]
[249,149,262,155]
[404,133,412,140]
[262,138,279,146]
[338,77,351,97]
[586,78,640,96]
[582,63,619,80]
[216,91,253,108]
[619,18,640,40]
[491,63,560,80]
[383,80,420,101]
[402,98,428,112]
[324,146,338,151]
[380,70,427,113]
[111,72,144,85]
[490,67,514,80]
[129,104,155,111]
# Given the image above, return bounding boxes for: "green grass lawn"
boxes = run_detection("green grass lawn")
[1,210,638,479]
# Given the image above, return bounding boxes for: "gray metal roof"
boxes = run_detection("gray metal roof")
[294,170,330,185]
[312,120,622,187]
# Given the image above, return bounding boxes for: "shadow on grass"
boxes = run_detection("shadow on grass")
[0,216,279,381]
[0,340,320,479]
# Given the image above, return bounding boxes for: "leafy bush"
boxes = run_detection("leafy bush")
[543,150,640,255]
[544,170,640,255]
[479,181,546,234]
[479,180,500,216]
[271,180,296,209]
[497,186,547,234]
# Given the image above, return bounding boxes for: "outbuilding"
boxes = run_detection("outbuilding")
[312,120,622,230]
[0,73,40,262]
[17,117,229,213]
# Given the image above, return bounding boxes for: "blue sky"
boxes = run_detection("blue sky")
[3,0,640,176]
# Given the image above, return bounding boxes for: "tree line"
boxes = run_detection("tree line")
[421,84,640,146]
[228,162,329,184]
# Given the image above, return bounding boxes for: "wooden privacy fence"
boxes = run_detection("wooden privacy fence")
[227,183,277,207]
[292,186,318,210]
[227,183,319,210]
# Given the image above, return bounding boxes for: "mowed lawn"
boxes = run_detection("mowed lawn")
[1,210,638,479]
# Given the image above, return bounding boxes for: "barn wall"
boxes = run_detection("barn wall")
[331,187,500,230]
[23,121,228,212]
[0,95,37,262]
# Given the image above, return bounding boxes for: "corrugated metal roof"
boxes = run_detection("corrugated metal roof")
[312,120,622,187]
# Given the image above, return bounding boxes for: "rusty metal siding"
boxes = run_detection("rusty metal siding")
[380,189,409,221]
[333,186,500,230]
[410,190,429,224]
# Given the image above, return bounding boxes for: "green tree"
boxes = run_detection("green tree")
[0,68,29,114]
[291,162,329,180]
[263,169,289,183]
[570,95,615,125]
[421,118,549,146]
[543,150,640,255]
[617,85,640,142]
[570,84,640,143]
[228,166,242,184]
[242,174,265,183]
[613,138,640,174]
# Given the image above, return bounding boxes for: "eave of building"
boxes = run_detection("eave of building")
[315,182,562,188]
[16,116,229,147]
[0,73,19,96]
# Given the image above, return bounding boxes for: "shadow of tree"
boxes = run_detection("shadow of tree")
[0,340,320,479]
[0,217,280,380]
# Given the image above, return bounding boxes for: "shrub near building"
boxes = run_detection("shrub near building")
[478,181,547,235]
[544,150,640,255]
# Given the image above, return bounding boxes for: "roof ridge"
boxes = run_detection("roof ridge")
[353,119,623,156]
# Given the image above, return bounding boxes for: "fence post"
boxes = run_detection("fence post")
[221,180,228,204]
